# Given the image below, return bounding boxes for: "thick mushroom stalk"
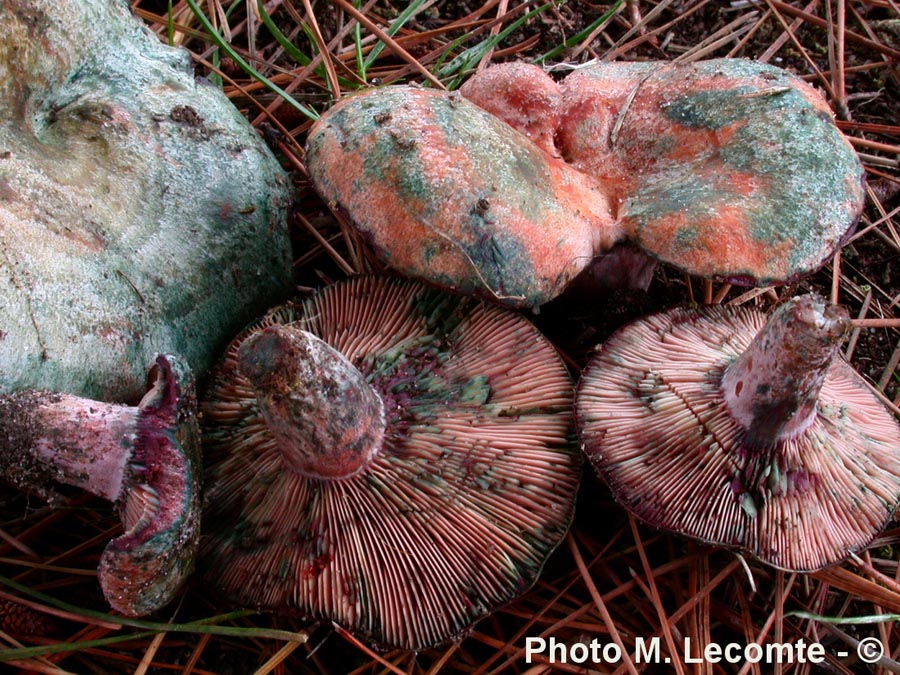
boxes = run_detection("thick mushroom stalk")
[238,326,385,479]
[0,354,201,616]
[577,294,900,571]
[722,296,851,447]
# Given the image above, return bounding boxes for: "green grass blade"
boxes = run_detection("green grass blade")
[436,1,560,88]
[184,0,319,121]
[0,575,306,662]
[534,0,625,63]
[256,0,313,67]
[353,0,366,79]
[167,0,176,47]
[363,0,431,70]
[2,631,160,662]
[787,610,900,624]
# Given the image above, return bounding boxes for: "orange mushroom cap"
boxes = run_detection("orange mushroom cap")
[307,60,864,308]
[306,86,616,309]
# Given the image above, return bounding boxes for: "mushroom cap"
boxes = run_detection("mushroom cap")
[0,0,292,401]
[584,59,865,284]
[458,62,562,157]
[201,275,581,650]
[466,59,865,286]
[556,62,656,179]
[576,303,900,572]
[310,60,863,309]
[305,86,615,309]
[99,354,202,616]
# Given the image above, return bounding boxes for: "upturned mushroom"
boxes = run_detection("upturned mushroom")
[0,0,292,401]
[0,354,201,616]
[576,294,900,572]
[306,59,864,308]
[201,275,580,650]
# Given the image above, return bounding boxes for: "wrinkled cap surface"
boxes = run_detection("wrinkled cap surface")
[0,0,292,401]
[576,304,900,572]
[201,276,581,649]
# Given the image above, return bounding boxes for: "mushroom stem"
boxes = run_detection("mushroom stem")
[237,325,386,480]
[0,354,201,616]
[0,392,138,502]
[722,294,851,447]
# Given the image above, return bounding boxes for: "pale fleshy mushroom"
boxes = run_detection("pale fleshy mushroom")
[0,0,292,401]
[0,355,201,615]
[201,275,580,650]
[307,60,863,308]
[576,294,900,572]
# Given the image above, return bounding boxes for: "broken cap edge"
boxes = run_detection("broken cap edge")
[99,353,202,616]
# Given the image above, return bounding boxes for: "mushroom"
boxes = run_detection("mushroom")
[201,275,580,650]
[306,86,614,309]
[575,294,900,572]
[306,59,864,308]
[0,0,292,401]
[0,354,201,616]
[457,61,562,157]
[561,60,864,284]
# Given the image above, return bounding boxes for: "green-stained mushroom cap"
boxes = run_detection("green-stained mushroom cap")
[0,0,292,401]
[576,295,900,572]
[308,59,863,308]
[305,86,616,309]
[201,275,581,650]
[579,59,866,284]
[0,354,201,616]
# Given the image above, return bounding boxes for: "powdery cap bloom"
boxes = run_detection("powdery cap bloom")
[201,275,581,649]
[0,0,292,402]
[305,86,615,309]
[307,59,864,308]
